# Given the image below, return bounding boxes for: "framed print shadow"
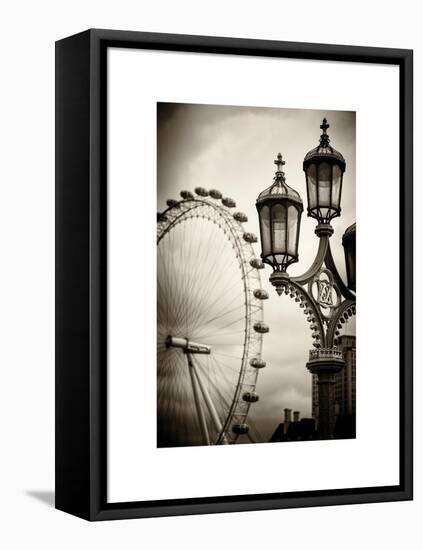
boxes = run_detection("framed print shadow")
[55,29,413,520]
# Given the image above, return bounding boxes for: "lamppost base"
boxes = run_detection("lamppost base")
[306,349,345,440]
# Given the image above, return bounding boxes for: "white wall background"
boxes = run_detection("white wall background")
[0,1,419,548]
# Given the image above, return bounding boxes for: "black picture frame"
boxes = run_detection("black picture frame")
[55,29,413,521]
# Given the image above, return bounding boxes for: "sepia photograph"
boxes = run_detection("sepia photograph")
[157,102,356,448]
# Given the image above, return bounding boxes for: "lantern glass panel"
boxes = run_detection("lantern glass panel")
[307,163,317,209]
[260,205,271,256]
[287,205,298,256]
[271,204,287,253]
[317,162,331,206]
[331,164,342,208]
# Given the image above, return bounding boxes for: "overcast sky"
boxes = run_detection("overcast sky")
[157,103,356,441]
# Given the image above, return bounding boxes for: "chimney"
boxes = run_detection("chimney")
[293,411,300,422]
[283,408,292,434]
[284,408,292,423]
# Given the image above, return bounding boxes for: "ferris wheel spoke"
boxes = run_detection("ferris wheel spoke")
[194,319,246,340]
[210,359,244,375]
[157,276,169,323]
[202,338,246,345]
[167,220,194,334]
[188,219,237,292]
[201,356,238,434]
[208,354,239,390]
[195,256,245,334]
[187,353,211,445]
[200,303,247,328]
[164,227,187,334]
[195,305,235,342]
[212,351,244,360]
[191,272,246,331]
[177,218,220,330]
[205,363,233,406]
[187,234,234,315]
[190,355,228,443]
[189,285,244,336]
[158,353,193,445]
[180,214,202,333]
[197,360,237,417]
[198,354,235,398]
[157,261,170,332]
[193,355,235,441]
[181,213,220,310]
[185,249,235,333]
[197,240,240,306]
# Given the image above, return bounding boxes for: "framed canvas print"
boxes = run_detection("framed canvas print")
[55,29,413,520]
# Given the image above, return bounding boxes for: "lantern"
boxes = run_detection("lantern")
[303,118,346,224]
[256,154,303,272]
[342,222,356,291]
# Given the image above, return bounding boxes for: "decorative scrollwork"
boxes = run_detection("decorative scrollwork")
[326,299,356,347]
[308,268,341,321]
[291,234,330,285]
[324,241,355,302]
[279,279,326,348]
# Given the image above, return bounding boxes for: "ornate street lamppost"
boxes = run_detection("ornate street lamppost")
[256,119,356,440]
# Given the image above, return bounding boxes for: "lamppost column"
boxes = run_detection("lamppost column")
[306,349,345,439]
[316,372,336,439]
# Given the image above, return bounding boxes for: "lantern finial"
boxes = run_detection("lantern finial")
[274,153,285,173]
[319,118,330,146]
[320,118,329,133]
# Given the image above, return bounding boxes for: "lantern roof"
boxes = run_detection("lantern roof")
[342,222,356,242]
[256,153,303,207]
[303,118,346,168]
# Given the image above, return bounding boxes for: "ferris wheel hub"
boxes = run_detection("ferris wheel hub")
[165,335,211,354]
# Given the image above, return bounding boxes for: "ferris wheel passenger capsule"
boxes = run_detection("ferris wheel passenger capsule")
[253,289,269,300]
[250,358,266,368]
[166,199,179,208]
[232,423,249,435]
[180,190,194,200]
[250,258,264,269]
[222,197,236,207]
[194,187,209,197]
[233,212,248,222]
[157,213,168,222]
[209,189,223,199]
[242,392,259,403]
[253,321,269,334]
[243,232,258,243]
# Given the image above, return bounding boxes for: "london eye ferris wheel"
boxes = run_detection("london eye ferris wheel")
[157,187,269,447]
